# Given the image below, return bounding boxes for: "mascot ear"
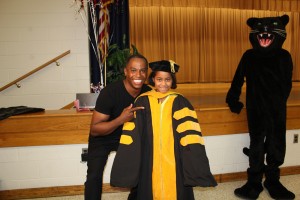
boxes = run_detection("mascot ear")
[280,14,289,26]
[246,17,257,28]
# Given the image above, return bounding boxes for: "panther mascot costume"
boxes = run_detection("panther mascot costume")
[226,15,295,199]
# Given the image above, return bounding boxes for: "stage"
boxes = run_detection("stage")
[1,82,299,147]
[175,82,300,109]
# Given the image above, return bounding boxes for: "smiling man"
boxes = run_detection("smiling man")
[84,54,151,200]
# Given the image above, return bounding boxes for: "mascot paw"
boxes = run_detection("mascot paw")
[234,181,263,199]
[228,101,244,114]
[264,179,295,199]
[243,147,249,156]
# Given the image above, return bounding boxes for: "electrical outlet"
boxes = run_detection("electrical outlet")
[293,134,298,144]
[81,148,88,162]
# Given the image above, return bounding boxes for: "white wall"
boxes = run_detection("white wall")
[0,0,90,109]
[0,131,299,191]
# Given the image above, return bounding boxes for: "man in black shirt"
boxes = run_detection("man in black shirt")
[84,54,151,200]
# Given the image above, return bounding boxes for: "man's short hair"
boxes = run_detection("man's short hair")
[125,54,148,68]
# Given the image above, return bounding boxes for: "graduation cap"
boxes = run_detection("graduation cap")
[149,60,179,74]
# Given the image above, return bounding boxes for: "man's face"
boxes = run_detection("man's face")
[124,57,148,90]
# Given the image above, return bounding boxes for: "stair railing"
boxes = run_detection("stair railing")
[0,50,71,92]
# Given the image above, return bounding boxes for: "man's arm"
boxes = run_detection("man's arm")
[90,104,145,136]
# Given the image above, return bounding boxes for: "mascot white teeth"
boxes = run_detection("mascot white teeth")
[226,15,295,199]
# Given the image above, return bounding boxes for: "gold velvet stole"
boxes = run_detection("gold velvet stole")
[149,93,177,200]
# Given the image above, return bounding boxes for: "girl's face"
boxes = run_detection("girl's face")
[152,71,173,94]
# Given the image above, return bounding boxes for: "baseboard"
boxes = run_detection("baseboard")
[1,165,299,200]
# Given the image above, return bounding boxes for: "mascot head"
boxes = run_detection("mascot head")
[247,15,289,53]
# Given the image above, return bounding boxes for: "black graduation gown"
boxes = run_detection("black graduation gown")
[111,90,217,200]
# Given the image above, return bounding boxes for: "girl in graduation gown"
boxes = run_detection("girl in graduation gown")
[111,60,217,200]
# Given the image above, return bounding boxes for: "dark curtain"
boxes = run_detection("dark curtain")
[109,0,130,49]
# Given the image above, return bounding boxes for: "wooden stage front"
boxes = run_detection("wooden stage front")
[0,82,300,148]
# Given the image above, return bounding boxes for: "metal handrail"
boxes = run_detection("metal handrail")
[0,50,71,92]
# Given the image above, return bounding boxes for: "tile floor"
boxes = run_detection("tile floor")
[21,174,300,200]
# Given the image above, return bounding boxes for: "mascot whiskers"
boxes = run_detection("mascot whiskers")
[226,15,294,199]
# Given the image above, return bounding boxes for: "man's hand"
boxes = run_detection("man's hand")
[119,104,145,124]
[90,104,145,136]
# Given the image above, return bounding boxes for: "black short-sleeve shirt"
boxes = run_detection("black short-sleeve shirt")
[93,80,151,142]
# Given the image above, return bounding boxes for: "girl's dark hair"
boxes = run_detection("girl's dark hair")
[148,71,177,89]
[125,54,148,68]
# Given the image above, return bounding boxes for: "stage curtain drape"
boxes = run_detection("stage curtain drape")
[129,0,300,83]
[130,0,300,12]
